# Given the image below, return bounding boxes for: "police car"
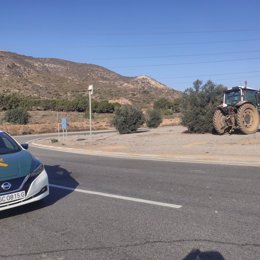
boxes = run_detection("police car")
[0,131,49,211]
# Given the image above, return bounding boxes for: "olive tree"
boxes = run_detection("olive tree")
[112,105,144,134]
[181,80,225,133]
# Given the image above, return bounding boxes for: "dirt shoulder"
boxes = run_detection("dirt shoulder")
[35,126,260,166]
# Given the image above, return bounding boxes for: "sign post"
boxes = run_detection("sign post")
[88,85,93,137]
[57,112,60,140]
[61,117,68,140]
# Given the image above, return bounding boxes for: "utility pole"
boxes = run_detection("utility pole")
[88,85,93,137]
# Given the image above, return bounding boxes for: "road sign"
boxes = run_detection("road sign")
[61,118,68,130]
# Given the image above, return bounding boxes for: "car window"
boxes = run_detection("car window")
[0,132,21,154]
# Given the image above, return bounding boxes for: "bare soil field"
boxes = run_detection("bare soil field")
[0,111,181,135]
[38,125,260,165]
[0,111,112,135]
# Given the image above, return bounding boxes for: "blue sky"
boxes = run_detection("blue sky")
[1,0,260,91]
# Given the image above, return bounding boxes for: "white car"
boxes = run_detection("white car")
[0,131,49,211]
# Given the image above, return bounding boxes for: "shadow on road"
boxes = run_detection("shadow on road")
[182,249,225,260]
[0,164,79,219]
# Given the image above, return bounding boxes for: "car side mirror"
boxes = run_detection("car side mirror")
[21,143,29,150]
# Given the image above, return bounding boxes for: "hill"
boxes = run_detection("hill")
[0,51,180,108]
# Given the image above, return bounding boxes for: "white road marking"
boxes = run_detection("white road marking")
[49,184,182,209]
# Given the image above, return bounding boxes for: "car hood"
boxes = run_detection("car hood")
[0,150,32,181]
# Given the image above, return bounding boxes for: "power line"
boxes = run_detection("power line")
[109,57,260,69]
[84,38,260,48]
[90,50,260,61]
[144,71,260,86]
[165,70,260,79]
[79,28,260,36]
[171,74,260,86]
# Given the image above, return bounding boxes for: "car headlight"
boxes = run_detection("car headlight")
[30,163,44,178]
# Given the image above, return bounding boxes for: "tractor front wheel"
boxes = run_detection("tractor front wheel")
[237,103,259,134]
[213,109,227,134]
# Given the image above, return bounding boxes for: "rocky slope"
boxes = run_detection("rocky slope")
[0,51,180,107]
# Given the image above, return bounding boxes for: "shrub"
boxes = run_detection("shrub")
[95,100,114,113]
[153,97,172,110]
[146,109,163,128]
[181,80,225,133]
[153,97,181,115]
[112,105,145,134]
[162,109,173,116]
[4,108,30,124]
[112,102,121,111]
[74,96,88,112]
[172,98,181,113]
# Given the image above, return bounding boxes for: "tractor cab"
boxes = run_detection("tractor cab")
[223,86,258,107]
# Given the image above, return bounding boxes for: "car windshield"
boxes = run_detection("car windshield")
[0,132,21,155]
[225,91,241,106]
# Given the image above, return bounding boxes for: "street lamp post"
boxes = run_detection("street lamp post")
[88,85,93,137]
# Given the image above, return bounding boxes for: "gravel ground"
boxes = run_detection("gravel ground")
[38,126,260,165]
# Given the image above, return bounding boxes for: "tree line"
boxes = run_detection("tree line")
[1,80,227,134]
[0,94,120,113]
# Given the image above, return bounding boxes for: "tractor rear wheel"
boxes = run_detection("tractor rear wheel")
[237,103,259,134]
[213,109,227,134]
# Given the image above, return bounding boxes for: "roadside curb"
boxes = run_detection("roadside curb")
[31,141,260,167]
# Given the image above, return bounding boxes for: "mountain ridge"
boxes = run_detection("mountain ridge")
[0,50,180,108]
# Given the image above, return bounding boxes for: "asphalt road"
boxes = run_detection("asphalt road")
[0,136,259,260]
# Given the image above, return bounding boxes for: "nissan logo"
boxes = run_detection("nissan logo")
[1,182,12,191]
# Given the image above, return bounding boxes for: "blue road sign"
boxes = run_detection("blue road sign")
[61,118,68,130]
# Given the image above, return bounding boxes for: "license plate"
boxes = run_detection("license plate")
[0,191,26,204]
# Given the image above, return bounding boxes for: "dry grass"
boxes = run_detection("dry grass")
[0,110,181,135]
[0,111,114,135]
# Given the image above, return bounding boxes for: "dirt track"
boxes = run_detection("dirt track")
[38,126,260,165]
